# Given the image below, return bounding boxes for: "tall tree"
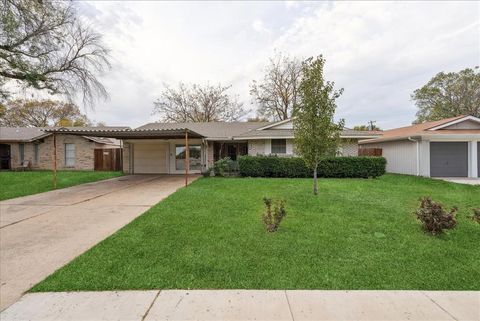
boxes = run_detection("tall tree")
[0,0,110,105]
[0,99,91,127]
[412,67,480,123]
[293,55,344,195]
[153,83,246,122]
[250,52,302,121]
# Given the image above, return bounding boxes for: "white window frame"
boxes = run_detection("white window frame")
[65,143,76,167]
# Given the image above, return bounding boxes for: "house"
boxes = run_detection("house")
[359,115,480,178]
[0,127,123,170]
[42,119,380,175]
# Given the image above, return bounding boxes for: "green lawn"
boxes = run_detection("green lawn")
[32,174,479,291]
[0,171,123,201]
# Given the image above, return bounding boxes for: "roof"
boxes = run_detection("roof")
[45,126,204,139]
[234,128,381,139]
[136,122,269,139]
[0,126,129,143]
[360,115,480,144]
[0,127,50,142]
[83,136,121,145]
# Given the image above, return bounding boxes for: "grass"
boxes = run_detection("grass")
[31,174,480,291]
[0,171,123,200]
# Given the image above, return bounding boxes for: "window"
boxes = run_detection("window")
[65,143,75,167]
[19,144,25,163]
[175,144,201,171]
[34,144,39,165]
[271,139,286,154]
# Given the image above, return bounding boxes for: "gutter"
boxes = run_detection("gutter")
[407,136,421,176]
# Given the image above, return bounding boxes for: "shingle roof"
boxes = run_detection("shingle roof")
[0,127,50,142]
[136,122,270,139]
[359,115,479,144]
[234,128,381,139]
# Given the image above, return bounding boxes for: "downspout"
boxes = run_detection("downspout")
[408,136,420,176]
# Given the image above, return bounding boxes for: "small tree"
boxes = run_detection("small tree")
[293,55,344,195]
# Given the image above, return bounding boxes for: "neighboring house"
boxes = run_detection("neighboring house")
[44,119,380,175]
[0,127,123,170]
[359,115,480,178]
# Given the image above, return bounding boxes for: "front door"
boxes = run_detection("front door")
[0,144,11,169]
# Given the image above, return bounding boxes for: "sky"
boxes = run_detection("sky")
[72,1,479,129]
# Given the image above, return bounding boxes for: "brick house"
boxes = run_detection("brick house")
[44,119,380,175]
[0,127,123,170]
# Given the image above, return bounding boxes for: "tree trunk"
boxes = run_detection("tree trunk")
[313,166,318,195]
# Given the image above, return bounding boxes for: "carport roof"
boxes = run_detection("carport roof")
[43,127,204,139]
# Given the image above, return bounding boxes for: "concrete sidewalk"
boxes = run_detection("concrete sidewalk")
[1,290,478,320]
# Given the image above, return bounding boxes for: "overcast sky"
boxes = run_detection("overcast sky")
[74,1,479,129]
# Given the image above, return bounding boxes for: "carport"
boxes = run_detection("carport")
[44,127,204,186]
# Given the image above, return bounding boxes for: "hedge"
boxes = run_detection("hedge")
[238,155,386,178]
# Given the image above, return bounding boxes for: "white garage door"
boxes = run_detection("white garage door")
[134,144,168,174]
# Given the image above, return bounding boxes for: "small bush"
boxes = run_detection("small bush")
[262,197,287,232]
[415,197,457,235]
[212,157,239,177]
[202,168,212,177]
[238,155,386,178]
[469,208,480,224]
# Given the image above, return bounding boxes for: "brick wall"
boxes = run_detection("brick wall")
[7,134,98,170]
[122,142,131,174]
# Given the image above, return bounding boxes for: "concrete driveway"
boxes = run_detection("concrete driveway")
[0,174,198,311]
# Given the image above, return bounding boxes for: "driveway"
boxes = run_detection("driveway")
[0,174,198,311]
[437,177,480,185]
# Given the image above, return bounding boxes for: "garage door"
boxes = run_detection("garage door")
[430,142,468,177]
[133,144,168,174]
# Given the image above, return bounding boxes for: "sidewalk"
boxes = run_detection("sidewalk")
[1,290,478,320]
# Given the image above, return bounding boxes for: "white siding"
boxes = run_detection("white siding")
[441,120,480,130]
[362,140,418,175]
[270,120,293,129]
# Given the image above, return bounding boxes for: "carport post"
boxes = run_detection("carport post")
[185,129,189,187]
[53,131,57,189]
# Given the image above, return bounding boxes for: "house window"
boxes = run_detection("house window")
[271,139,286,154]
[65,143,75,167]
[19,144,25,163]
[34,144,39,165]
[175,144,201,171]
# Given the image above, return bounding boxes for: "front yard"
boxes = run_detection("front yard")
[32,174,479,291]
[0,171,123,201]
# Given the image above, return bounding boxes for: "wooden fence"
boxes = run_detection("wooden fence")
[94,148,122,171]
[358,147,382,156]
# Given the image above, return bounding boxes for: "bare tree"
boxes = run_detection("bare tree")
[153,83,246,122]
[250,52,303,121]
[0,0,110,106]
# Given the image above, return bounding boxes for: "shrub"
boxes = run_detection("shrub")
[238,155,386,178]
[262,197,287,232]
[469,208,480,224]
[415,197,457,235]
[202,168,212,177]
[212,157,239,177]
